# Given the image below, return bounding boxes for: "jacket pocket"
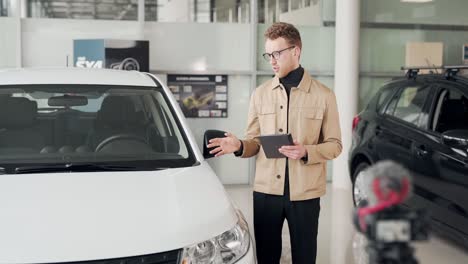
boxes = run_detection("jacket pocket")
[302,108,324,120]
[300,108,324,143]
[258,104,276,135]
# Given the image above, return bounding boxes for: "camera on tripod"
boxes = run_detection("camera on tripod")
[353,161,430,264]
[356,204,429,244]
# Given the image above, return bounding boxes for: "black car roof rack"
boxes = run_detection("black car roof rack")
[401,65,468,79]
[443,65,468,79]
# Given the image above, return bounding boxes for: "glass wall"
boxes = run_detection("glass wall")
[26,0,251,23]
[27,0,140,20]
[258,0,316,24]
[359,0,468,110]
[147,0,251,23]
[0,0,9,16]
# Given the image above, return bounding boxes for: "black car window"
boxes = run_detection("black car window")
[433,88,468,133]
[377,88,395,112]
[385,84,431,125]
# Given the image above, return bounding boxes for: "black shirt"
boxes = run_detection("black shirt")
[280,66,304,196]
[280,65,304,99]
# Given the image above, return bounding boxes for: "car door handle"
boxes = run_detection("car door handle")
[375,126,383,136]
[415,145,428,157]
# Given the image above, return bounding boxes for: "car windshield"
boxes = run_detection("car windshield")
[0,84,197,174]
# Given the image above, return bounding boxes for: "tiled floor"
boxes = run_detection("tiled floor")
[225,184,468,264]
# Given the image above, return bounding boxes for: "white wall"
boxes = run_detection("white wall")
[144,22,251,72]
[0,17,19,68]
[21,19,252,73]
[22,19,143,67]
[279,5,321,26]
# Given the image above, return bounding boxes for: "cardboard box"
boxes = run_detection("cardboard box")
[405,42,443,73]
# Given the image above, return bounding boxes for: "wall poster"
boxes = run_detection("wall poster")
[74,39,149,72]
[168,74,228,118]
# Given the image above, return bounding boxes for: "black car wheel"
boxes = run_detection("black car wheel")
[352,162,370,207]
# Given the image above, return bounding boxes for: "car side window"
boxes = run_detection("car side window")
[385,84,431,125]
[433,88,468,133]
[377,88,395,112]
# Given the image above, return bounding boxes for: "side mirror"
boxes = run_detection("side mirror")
[203,129,226,159]
[441,129,468,151]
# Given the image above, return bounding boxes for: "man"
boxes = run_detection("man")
[207,22,342,264]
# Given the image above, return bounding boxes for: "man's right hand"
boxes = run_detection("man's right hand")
[207,132,241,157]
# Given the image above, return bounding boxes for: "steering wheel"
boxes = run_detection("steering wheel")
[95,134,149,152]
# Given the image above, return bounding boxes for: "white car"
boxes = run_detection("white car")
[0,68,255,264]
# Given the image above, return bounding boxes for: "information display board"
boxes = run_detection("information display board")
[168,74,228,118]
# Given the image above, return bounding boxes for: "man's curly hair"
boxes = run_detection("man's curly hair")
[264,22,302,49]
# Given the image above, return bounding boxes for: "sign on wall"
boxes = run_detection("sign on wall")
[168,74,228,118]
[464,44,468,64]
[74,39,149,72]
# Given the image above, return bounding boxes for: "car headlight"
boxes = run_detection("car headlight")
[180,210,250,264]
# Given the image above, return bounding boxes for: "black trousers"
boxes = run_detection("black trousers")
[253,174,321,264]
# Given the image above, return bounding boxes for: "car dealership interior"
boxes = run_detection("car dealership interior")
[1,0,468,263]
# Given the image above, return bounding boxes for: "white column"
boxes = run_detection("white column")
[249,0,258,185]
[138,0,145,39]
[245,3,249,23]
[10,0,22,67]
[332,0,360,190]
[21,0,27,18]
[275,0,279,22]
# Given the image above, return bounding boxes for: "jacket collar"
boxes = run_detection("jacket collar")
[271,70,312,93]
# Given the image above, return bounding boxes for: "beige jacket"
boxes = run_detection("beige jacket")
[239,72,342,201]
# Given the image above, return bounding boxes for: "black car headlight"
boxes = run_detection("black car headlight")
[180,210,250,264]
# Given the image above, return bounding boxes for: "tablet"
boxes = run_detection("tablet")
[257,134,294,159]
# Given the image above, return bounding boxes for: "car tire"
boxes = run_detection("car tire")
[352,162,370,207]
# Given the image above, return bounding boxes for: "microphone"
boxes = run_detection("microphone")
[356,160,413,232]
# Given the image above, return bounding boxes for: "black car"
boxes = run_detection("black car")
[349,65,468,247]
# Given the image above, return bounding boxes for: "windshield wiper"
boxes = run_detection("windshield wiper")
[14,163,162,174]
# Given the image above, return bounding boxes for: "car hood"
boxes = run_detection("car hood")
[0,162,238,263]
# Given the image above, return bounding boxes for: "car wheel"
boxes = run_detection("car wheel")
[352,162,370,207]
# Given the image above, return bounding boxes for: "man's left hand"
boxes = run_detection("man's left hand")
[279,140,307,160]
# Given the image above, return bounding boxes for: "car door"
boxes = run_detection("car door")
[423,83,468,236]
[373,80,438,210]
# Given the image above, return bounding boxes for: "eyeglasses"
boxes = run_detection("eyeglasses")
[262,46,295,61]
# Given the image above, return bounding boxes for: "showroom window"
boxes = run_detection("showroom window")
[27,0,140,20]
[257,0,335,92]
[145,0,251,23]
[359,0,468,111]
[0,0,9,16]
[257,0,315,24]
[25,0,252,23]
